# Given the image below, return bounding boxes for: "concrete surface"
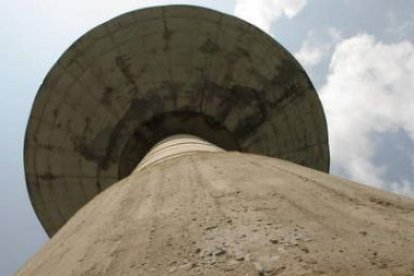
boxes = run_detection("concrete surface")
[24,5,329,236]
[17,149,414,275]
[136,134,223,170]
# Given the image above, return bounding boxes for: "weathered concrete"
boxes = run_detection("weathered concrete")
[24,5,329,236]
[21,4,414,276]
[17,149,414,275]
[136,134,224,170]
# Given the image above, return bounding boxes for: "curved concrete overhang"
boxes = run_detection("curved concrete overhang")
[24,5,330,236]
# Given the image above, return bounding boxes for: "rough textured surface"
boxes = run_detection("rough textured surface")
[24,5,329,236]
[18,152,414,276]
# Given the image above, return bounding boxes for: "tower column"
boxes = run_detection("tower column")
[135,134,224,171]
[17,149,414,275]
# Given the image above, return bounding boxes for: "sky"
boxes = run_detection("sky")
[1,0,413,274]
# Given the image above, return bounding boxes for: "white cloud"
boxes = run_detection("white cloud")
[234,0,307,33]
[295,28,342,68]
[295,42,325,67]
[320,34,414,196]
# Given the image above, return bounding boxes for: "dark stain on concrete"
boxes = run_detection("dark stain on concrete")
[136,65,147,79]
[200,81,268,140]
[163,43,170,52]
[78,68,309,176]
[101,87,114,106]
[78,143,104,166]
[96,179,101,190]
[77,51,319,184]
[235,47,251,60]
[83,116,91,135]
[115,55,137,88]
[163,28,173,41]
[200,38,220,54]
[74,64,308,179]
[161,7,173,52]
[77,126,114,170]
[52,108,59,118]
[39,172,57,181]
[219,47,253,86]
[268,58,299,88]
[117,110,239,178]
[77,87,166,172]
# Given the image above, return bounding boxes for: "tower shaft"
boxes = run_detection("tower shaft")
[17,137,414,275]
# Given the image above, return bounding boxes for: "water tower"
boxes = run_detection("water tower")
[18,5,414,275]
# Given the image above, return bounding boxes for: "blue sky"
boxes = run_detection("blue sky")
[1,0,413,274]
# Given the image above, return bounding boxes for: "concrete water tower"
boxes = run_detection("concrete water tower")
[18,5,414,275]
